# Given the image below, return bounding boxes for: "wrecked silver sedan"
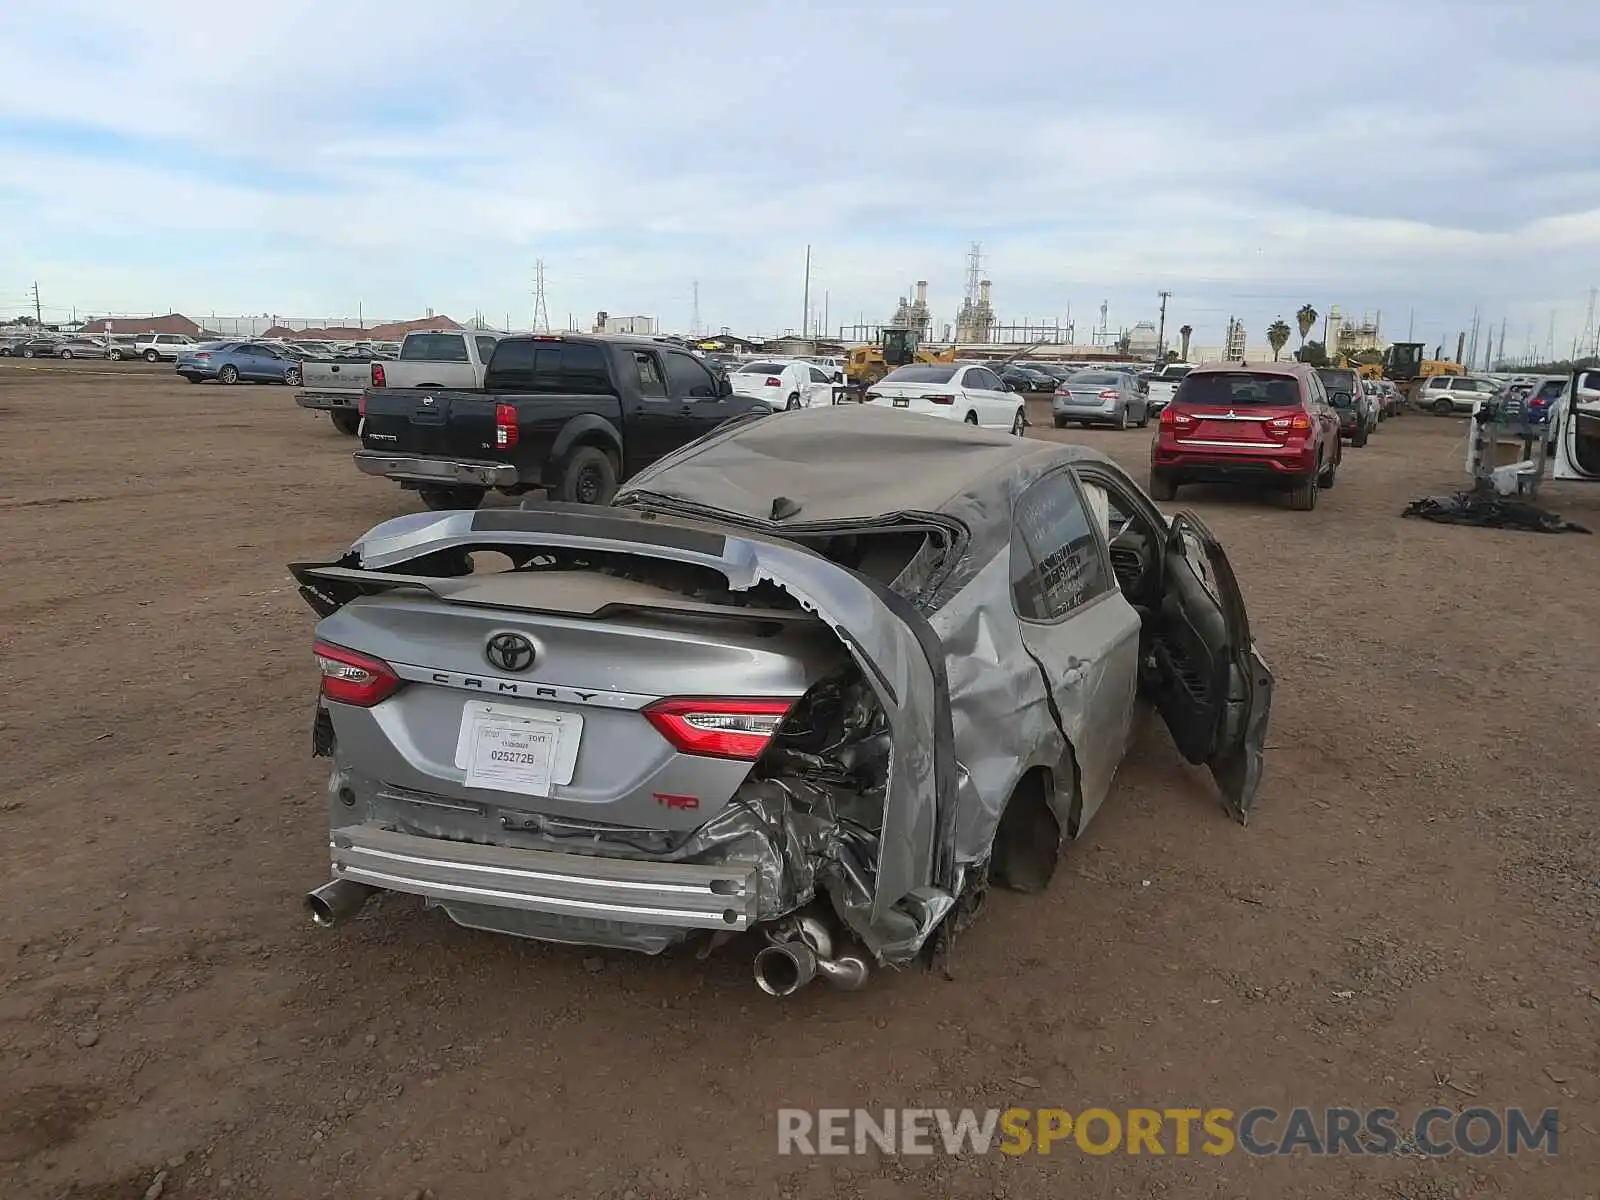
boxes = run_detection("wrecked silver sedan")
[291,406,1273,994]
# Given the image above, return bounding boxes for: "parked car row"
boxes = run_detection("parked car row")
[0,331,202,361]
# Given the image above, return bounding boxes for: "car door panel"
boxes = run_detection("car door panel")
[1147,512,1274,822]
[1009,470,1141,823]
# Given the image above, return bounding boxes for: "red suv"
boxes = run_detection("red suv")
[1149,361,1342,510]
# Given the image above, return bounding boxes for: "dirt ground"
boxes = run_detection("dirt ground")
[1,361,1596,1200]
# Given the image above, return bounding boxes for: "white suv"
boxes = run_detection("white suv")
[1420,375,1498,415]
[136,333,199,363]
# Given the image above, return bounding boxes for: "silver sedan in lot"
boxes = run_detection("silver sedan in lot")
[292,405,1272,996]
[1053,370,1150,429]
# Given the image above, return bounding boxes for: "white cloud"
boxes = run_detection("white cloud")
[1,0,1597,355]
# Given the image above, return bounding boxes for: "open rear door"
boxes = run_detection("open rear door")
[1148,513,1275,823]
[1552,368,1600,482]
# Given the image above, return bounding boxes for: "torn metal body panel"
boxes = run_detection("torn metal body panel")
[296,407,1274,987]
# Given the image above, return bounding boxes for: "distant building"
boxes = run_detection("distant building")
[592,312,657,335]
[1124,321,1160,355]
[79,313,203,336]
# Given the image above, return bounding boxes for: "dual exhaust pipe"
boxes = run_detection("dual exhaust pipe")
[753,912,869,997]
[307,882,868,997]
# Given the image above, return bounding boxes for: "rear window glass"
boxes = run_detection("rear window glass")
[485,339,614,395]
[1315,369,1357,391]
[1067,373,1119,386]
[1174,372,1303,406]
[401,333,468,362]
[1160,365,1193,380]
[738,361,789,374]
[881,365,957,384]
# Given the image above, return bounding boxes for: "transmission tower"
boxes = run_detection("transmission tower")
[532,260,551,333]
[1578,287,1597,359]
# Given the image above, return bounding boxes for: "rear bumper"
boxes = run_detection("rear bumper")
[1152,444,1315,485]
[353,451,517,487]
[327,823,759,931]
[1053,399,1119,422]
[296,390,358,412]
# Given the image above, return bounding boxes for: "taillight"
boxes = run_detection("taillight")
[313,641,401,707]
[924,393,955,405]
[643,697,796,761]
[765,376,782,388]
[194,353,210,361]
[371,363,386,388]
[1159,407,1197,430]
[495,403,518,449]
[1098,389,1119,401]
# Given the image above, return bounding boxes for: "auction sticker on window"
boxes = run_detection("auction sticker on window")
[454,701,581,796]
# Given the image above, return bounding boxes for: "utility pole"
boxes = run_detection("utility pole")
[1155,290,1171,363]
[823,291,829,341]
[1547,311,1556,361]
[1407,308,1414,340]
[801,245,812,340]
[691,280,701,338]
[1496,317,1506,367]
[31,281,42,324]
[532,260,551,332]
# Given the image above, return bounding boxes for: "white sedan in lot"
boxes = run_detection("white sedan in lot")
[864,363,1027,434]
[729,359,837,410]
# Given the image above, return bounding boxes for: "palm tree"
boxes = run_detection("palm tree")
[1296,304,1318,346]
[1267,318,1291,360]
[1178,324,1193,361]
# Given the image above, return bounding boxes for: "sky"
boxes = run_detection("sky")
[1,0,1598,358]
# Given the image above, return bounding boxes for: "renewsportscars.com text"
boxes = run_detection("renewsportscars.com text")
[777,1107,1560,1157]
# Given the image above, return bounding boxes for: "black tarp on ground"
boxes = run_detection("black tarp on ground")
[1401,490,1591,534]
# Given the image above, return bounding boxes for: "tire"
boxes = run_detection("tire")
[59,349,73,359]
[1053,415,1067,428]
[144,349,160,363]
[785,393,800,411]
[964,412,978,425]
[1116,405,1129,431]
[417,485,486,511]
[21,347,35,359]
[109,349,124,361]
[556,445,618,505]
[1352,426,1368,447]
[1011,408,1025,436]
[1432,398,1453,416]
[1286,475,1318,511]
[330,409,360,436]
[218,364,239,384]
[285,366,301,387]
[1138,405,1150,428]
[1148,470,1177,501]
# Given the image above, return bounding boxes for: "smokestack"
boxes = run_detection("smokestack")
[1455,331,1466,365]
[915,280,928,306]
[595,310,608,333]
[978,280,992,307]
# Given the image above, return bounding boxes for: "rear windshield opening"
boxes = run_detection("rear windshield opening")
[1174,373,1302,406]
[786,529,942,587]
[1068,373,1120,386]
[881,365,957,384]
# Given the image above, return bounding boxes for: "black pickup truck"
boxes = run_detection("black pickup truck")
[354,334,769,509]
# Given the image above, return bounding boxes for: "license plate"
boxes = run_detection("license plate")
[454,701,581,796]
[893,397,910,408]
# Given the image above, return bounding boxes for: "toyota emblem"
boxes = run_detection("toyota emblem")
[485,632,536,672]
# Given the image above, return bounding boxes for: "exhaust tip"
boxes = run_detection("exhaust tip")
[306,893,337,927]
[754,943,816,997]
[305,879,375,928]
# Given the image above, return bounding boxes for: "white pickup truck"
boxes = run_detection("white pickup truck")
[295,329,504,435]
[1142,362,1194,412]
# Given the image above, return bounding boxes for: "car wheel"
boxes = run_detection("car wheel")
[964,412,978,425]
[417,485,486,511]
[144,349,160,363]
[109,349,124,361]
[1052,415,1067,429]
[1286,474,1318,510]
[1116,406,1129,431]
[785,393,800,411]
[557,445,619,505]
[1352,425,1368,447]
[218,364,239,384]
[1011,408,1025,436]
[1138,405,1150,428]
[21,347,35,358]
[59,349,73,359]
[330,409,361,436]
[1432,397,1453,416]
[1147,470,1177,501]
[285,366,301,386]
